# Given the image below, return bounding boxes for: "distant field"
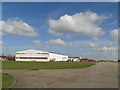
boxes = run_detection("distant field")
[2,73,14,88]
[2,61,96,70]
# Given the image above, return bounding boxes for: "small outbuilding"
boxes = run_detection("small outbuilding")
[68,57,81,62]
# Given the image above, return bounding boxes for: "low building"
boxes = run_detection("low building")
[1,56,15,61]
[0,57,4,61]
[2,56,8,60]
[15,49,68,62]
[68,57,81,62]
[80,59,95,62]
[8,57,15,61]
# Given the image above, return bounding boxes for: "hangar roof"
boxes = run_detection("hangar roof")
[16,49,49,54]
[16,49,68,56]
[16,49,67,56]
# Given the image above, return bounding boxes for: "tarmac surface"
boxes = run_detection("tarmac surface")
[3,62,118,88]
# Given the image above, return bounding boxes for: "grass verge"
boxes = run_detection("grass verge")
[2,73,14,88]
[2,61,96,70]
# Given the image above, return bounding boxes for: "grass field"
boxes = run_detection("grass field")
[2,61,96,70]
[2,73,14,88]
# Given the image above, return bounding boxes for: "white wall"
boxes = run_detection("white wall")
[69,58,80,61]
[49,53,68,61]
[16,53,50,62]
[62,55,68,61]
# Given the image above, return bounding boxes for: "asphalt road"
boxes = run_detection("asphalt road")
[3,62,118,88]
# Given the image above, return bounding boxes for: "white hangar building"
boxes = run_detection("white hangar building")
[15,49,68,62]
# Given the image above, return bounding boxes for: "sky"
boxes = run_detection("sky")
[1,2,118,60]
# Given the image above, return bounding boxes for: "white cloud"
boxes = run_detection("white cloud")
[108,42,113,47]
[89,38,117,49]
[89,42,99,48]
[110,29,118,41]
[80,49,83,52]
[45,38,72,47]
[81,46,118,60]
[0,18,38,37]
[66,34,71,39]
[48,11,107,37]
[33,38,72,48]
[0,41,4,45]
[92,37,98,42]
[33,40,43,48]
[94,46,118,52]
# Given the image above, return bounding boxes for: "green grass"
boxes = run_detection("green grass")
[2,61,96,70]
[2,73,14,88]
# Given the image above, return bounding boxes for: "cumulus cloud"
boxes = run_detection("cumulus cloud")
[89,42,99,48]
[66,34,71,39]
[80,49,83,52]
[45,38,72,47]
[0,41,4,45]
[89,39,116,49]
[0,18,38,37]
[110,29,118,41]
[33,40,43,48]
[94,46,118,52]
[92,37,98,42]
[48,11,108,37]
[84,46,118,60]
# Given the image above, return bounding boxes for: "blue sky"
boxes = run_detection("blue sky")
[1,2,118,60]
